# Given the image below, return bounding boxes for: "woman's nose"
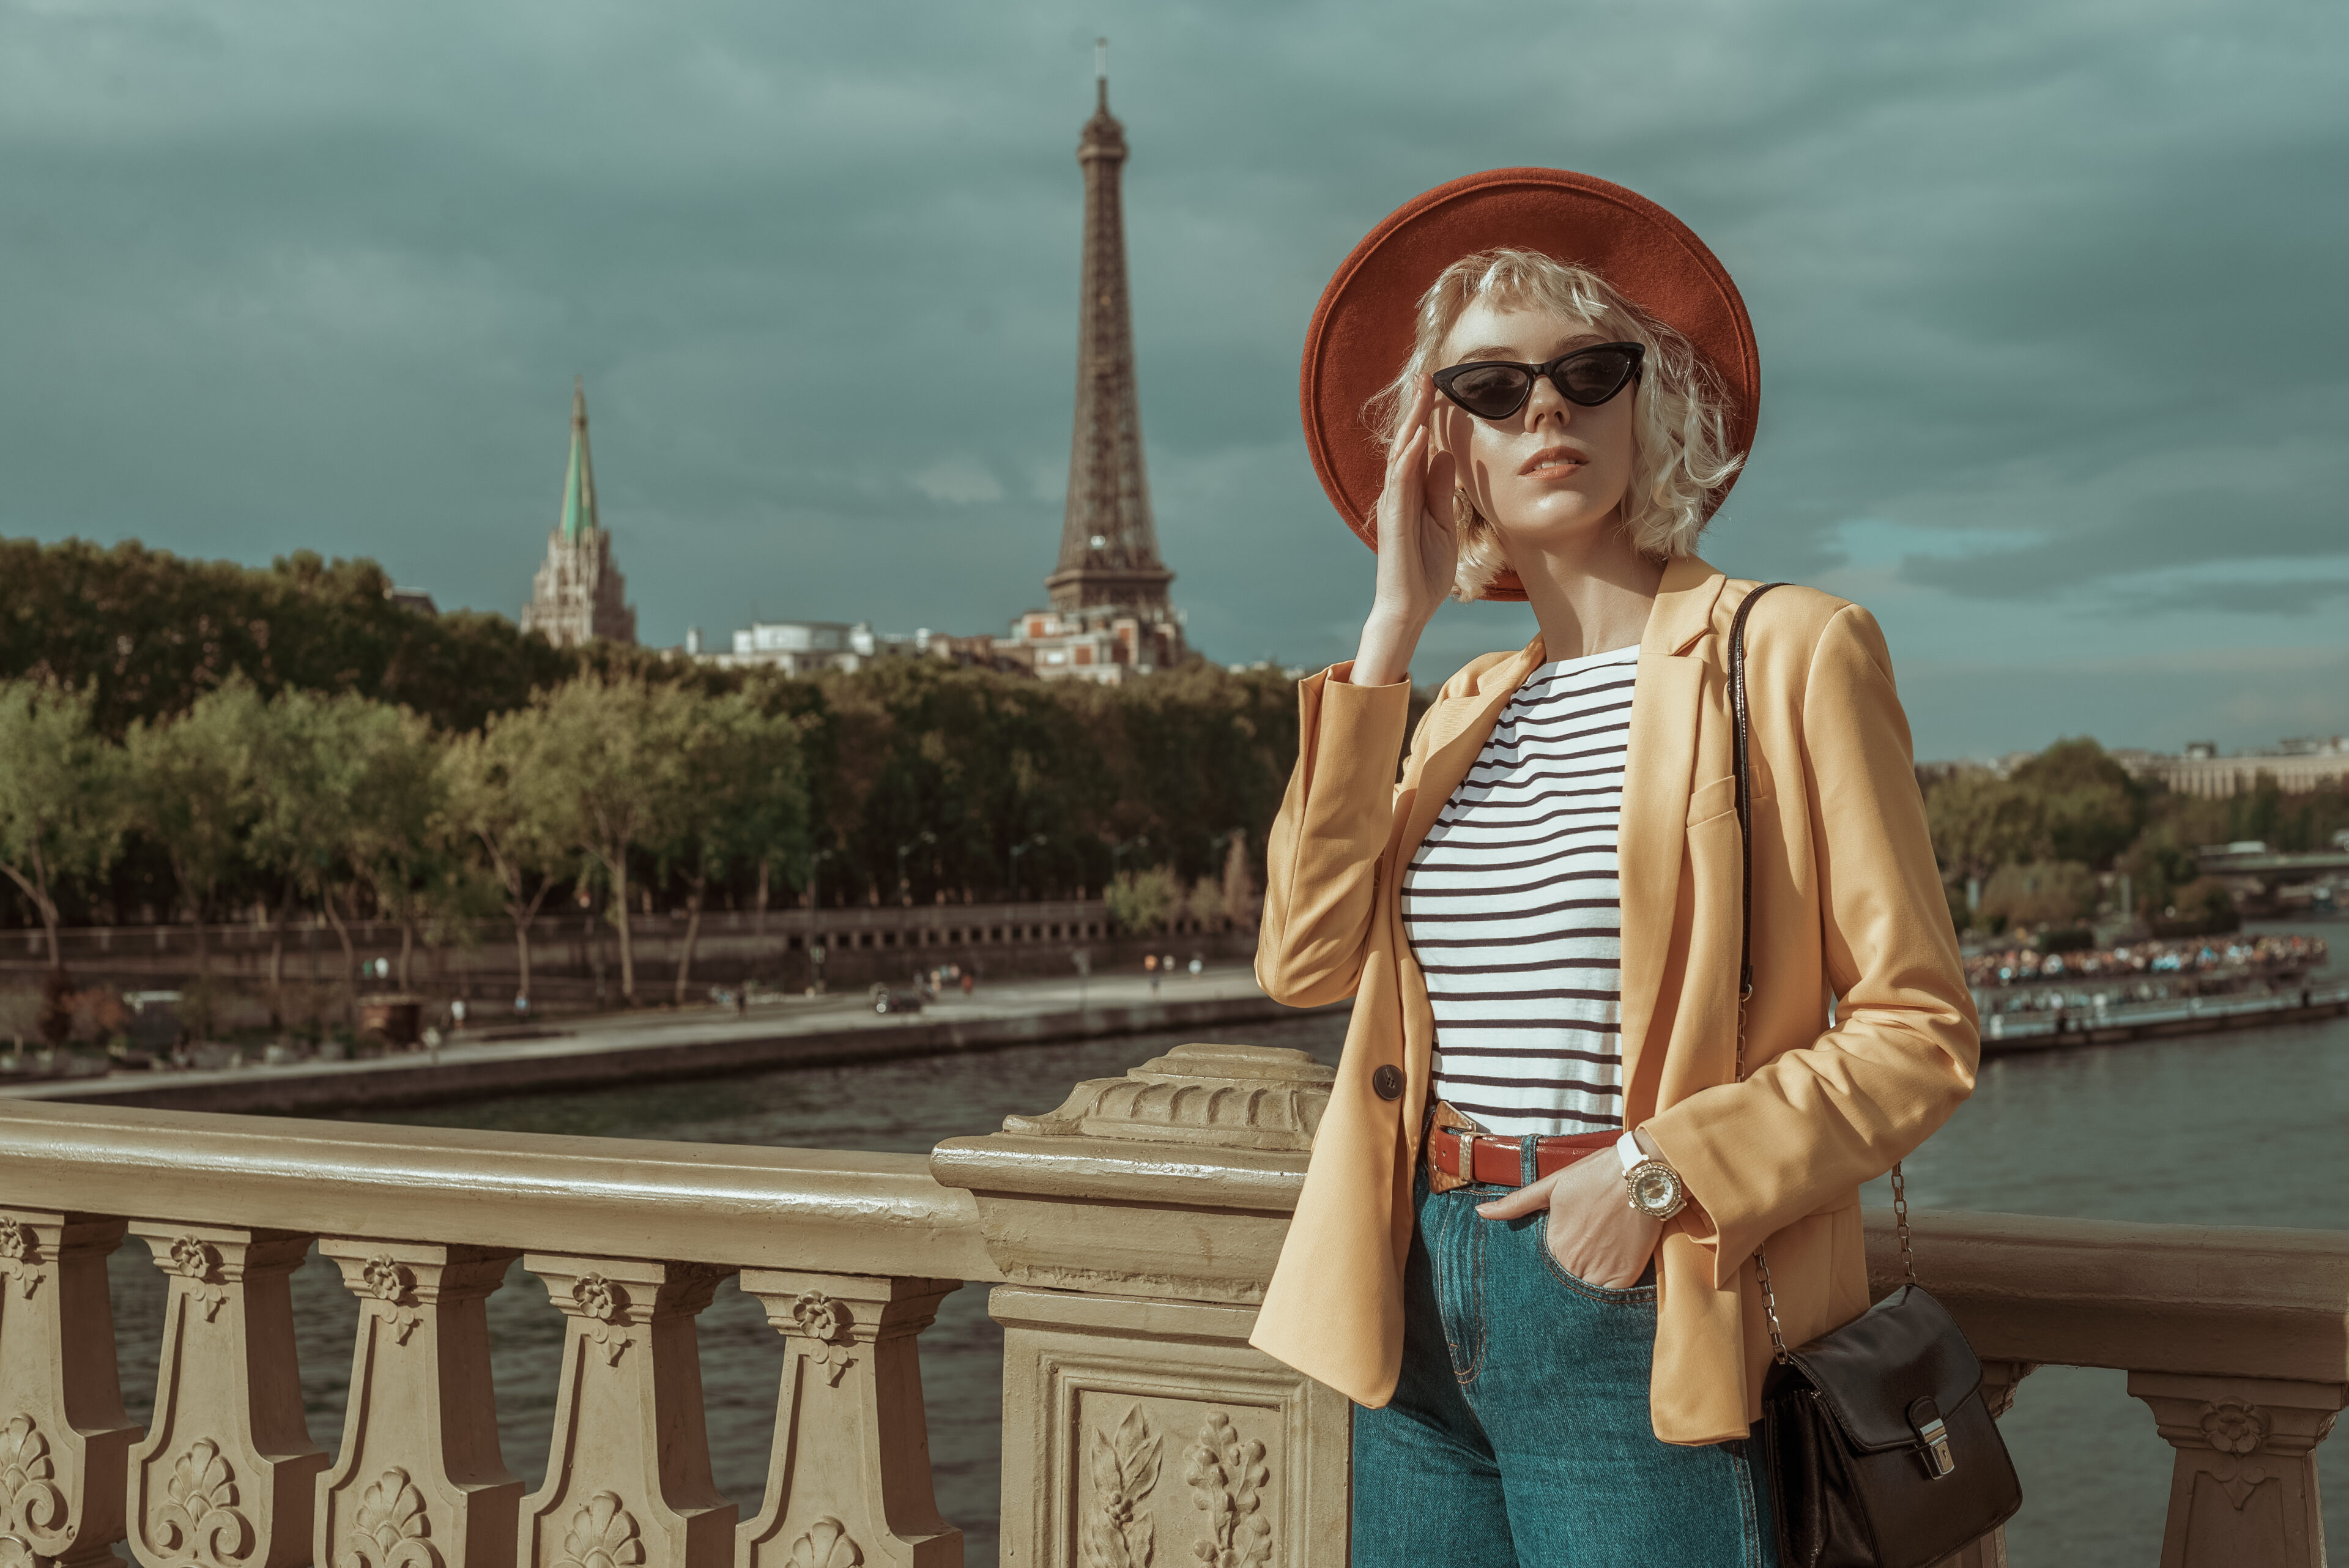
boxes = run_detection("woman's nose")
[1521,374,1574,426]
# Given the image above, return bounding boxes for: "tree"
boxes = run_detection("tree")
[1924,771,2046,894]
[652,693,809,1002]
[0,682,124,974]
[1184,875,1226,931]
[528,675,687,1002]
[122,681,265,976]
[2007,739,2145,869]
[1105,865,1181,935]
[443,712,576,1008]
[1976,861,2099,929]
[1220,833,1259,934]
[336,704,447,992]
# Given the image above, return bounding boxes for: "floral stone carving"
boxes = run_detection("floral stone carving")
[150,1438,255,1567]
[166,1236,229,1323]
[360,1257,424,1346]
[1002,1044,1334,1152]
[790,1292,856,1388]
[1080,1405,1162,1568]
[570,1276,633,1365]
[784,1517,862,1568]
[2196,1397,2276,1509]
[554,1492,644,1568]
[1185,1412,1271,1568]
[0,1414,66,1551]
[336,1467,442,1568]
[0,1222,39,1302]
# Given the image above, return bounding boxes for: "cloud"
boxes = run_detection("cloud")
[909,458,1006,506]
[0,0,2341,756]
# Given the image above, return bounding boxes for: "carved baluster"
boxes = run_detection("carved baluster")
[1928,1359,2036,1568]
[518,1258,736,1568]
[2128,1372,2347,1568]
[317,1242,524,1568]
[733,1272,962,1568]
[0,1209,141,1568]
[124,1224,327,1568]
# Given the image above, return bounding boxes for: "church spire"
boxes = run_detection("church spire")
[1047,41,1173,614]
[560,376,601,542]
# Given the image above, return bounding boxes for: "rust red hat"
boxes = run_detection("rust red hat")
[1299,168,1760,601]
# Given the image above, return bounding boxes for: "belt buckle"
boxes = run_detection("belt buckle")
[1454,1131,1477,1183]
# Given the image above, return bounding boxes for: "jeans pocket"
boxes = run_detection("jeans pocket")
[1534,1213,1658,1304]
[1423,1190,1488,1381]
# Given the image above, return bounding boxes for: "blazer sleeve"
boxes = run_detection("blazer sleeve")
[1642,604,1980,1279]
[1254,661,1417,1008]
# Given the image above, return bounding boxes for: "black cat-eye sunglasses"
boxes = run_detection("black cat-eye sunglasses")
[1431,341,1645,421]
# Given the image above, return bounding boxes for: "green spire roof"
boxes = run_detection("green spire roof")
[559,376,601,541]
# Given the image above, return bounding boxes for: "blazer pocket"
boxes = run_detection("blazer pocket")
[1685,771,1776,827]
[1687,773,1737,826]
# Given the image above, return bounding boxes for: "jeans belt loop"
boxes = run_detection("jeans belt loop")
[1520,1134,1538,1187]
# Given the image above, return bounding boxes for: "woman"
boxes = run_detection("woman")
[1247,169,1978,1565]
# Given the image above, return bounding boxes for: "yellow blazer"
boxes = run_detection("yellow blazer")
[1246,555,1979,1446]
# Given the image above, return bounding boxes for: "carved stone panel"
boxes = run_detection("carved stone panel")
[733,1271,962,1568]
[2128,1370,2348,1568]
[125,1224,326,1568]
[317,1241,523,1568]
[518,1257,737,1568]
[991,1288,1345,1568]
[0,1209,140,1568]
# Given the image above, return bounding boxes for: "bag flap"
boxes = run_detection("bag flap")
[1782,1285,1983,1453]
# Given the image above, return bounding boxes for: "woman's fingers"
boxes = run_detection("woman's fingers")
[1472,1172,1557,1219]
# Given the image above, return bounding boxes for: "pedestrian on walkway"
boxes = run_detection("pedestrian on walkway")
[1145,953,1160,997]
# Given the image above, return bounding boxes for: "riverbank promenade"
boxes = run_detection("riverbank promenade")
[0,964,1315,1114]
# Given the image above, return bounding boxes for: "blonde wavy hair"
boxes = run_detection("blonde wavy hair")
[1365,247,1743,600]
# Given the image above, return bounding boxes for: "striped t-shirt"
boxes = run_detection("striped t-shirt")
[1401,645,1638,1137]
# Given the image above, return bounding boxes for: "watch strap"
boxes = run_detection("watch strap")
[1615,1130,1647,1175]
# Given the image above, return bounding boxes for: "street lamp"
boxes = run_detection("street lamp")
[806,846,838,994]
[1008,833,1048,900]
[1108,834,1151,875]
[896,831,937,906]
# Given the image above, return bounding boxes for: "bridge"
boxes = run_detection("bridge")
[0,1042,2342,1568]
[2192,844,2349,880]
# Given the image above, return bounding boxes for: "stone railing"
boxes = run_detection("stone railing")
[0,1044,2340,1568]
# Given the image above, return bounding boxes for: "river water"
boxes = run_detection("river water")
[103,1001,2347,1567]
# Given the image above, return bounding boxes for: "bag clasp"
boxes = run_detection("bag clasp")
[1907,1396,1956,1479]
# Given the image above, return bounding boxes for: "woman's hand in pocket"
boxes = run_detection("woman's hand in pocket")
[1475,1148,1661,1289]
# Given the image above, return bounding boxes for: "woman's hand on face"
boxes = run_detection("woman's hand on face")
[1474,1148,1661,1290]
[1349,377,1459,686]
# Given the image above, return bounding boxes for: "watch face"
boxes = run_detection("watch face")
[1630,1164,1683,1217]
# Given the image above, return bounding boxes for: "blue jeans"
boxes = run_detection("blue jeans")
[1351,1156,1778,1567]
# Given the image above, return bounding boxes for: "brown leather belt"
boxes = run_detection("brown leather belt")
[1425,1120,1617,1188]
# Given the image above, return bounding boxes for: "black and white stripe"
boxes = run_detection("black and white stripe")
[1403,645,1638,1137]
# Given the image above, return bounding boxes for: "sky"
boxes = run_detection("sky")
[2,0,2343,761]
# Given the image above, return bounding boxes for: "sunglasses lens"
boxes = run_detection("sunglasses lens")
[1442,364,1531,418]
[1556,349,1636,404]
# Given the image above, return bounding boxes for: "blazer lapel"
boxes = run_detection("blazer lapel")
[1398,641,1545,855]
[1616,557,1730,1107]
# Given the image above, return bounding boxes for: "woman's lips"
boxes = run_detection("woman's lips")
[1523,457,1587,481]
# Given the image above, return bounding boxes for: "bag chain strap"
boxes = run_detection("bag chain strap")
[1729,584,1918,1367]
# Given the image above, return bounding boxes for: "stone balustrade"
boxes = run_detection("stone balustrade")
[0,1043,2339,1568]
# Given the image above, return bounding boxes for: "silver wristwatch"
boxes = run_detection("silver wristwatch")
[1616,1131,1688,1222]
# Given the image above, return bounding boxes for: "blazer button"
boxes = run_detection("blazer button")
[1372,1065,1405,1101]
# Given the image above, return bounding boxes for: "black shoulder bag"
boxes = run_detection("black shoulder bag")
[1730,584,2022,1568]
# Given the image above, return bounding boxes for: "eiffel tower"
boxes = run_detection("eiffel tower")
[1008,45,1186,682]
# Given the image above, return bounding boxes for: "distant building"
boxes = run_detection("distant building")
[521,380,637,647]
[995,65,1186,685]
[2113,738,2349,798]
[385,587,438,615]
[691,617,1009,675]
